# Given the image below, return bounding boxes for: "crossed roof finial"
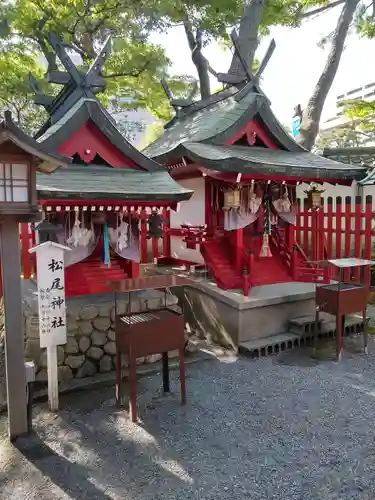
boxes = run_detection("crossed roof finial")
[29,32,112,122]
[217,29,276,87]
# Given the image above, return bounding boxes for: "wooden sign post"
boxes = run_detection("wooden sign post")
[29,241,71,411]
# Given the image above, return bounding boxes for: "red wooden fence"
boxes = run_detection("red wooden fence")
[295,195,374,285]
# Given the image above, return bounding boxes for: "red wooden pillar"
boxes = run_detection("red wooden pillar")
[140,213,148,263]
[286,222,294,252]
[20,223,31,279]
[204,176,212,230]
[234,228,244,273]
[291,246,298,281]
[162,208,171,258]
[30,222,37,277]
[129,261,140,279]
[152,237,159,263]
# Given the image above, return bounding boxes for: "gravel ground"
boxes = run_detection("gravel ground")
[2,345,375,500]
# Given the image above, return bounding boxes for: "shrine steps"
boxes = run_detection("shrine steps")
[201,236,242,290]
[65,257,127,297]
[239,313,365,358]
[175,281,318,349]
[201,233,293,290]
[177,279,366,353]
[245,235,292,286]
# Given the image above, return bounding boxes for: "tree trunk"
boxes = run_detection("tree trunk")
[296,0,359,150]
[228,0,265,80]
[183,23,211,99]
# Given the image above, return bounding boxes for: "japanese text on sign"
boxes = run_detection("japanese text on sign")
[33,244,68,348]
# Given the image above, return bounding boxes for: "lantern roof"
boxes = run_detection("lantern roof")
[0,111,71,173]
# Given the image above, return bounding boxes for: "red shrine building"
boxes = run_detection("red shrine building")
[19,33,368,297]
[143,71,366,290]
[20,33,193,296]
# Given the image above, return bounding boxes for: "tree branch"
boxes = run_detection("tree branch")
[301,0,346,19]
[104,61,150,78]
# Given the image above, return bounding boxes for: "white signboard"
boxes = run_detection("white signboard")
[29,242,70,348]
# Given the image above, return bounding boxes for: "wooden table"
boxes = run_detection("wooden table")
[316,283,368,360]
[107,275,193,422]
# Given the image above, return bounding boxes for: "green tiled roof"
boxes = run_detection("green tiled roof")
[323,147,375,168]
[180,143,365,181]
[36,98,164,173]
[36,164,193,202]
[143,86,264,160]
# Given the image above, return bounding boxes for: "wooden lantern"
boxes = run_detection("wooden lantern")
[223,187,241,210]
[304,184,324,210]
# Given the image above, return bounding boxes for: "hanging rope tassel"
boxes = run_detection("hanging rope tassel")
[103,222,111,266]
[259,201,273,258]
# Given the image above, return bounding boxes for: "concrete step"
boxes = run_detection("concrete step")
[239,332,300,358]
[288,312,365,337]
[240,313,367,359]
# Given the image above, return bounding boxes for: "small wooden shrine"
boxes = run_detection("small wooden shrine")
[21,33,193,297]
[143,33,367,291]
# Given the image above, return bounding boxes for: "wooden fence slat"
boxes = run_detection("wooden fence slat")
[140,216,148,263]
[311,209,317,261]
[344,197,352,281]
[302,199,310,258]
[353,197,362,282]
[295,199,302,250]
[326,197,333,260]
[162,208,171,258]
[317,208,325,261]
[364,196,373,286]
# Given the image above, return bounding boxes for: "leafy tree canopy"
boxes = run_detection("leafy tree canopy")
[0,51,47,134]
[0,0,201,130]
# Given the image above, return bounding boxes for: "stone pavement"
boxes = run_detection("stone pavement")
[2,340,375,500]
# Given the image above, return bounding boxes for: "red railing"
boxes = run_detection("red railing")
[295,195,374,285]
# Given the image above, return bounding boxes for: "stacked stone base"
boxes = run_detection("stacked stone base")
[24,290,181,385]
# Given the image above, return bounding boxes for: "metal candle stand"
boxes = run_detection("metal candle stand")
[313,259,375,361]
[107,275,192,422]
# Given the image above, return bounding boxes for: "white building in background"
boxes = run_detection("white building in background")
[321,82,375,135]
[107,97,161,148]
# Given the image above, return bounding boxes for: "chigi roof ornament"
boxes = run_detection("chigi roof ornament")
[216,29,276,88]
[29,32,112,124]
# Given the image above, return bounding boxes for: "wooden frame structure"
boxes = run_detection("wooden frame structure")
[108,275,191,422]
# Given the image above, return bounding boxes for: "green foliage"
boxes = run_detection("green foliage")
[138,121,165,149]
[0,0,355,131]
[0,0,199,129]
[0,51,47,133]
[355,1,375,38]
[316,98,375,149]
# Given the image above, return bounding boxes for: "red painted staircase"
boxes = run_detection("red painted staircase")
[245,234,292,286]
[201,234,243,289]
[201,229,305,290]
[65,256,128,297]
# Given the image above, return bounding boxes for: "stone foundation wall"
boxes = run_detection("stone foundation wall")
[23,290,181,385]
